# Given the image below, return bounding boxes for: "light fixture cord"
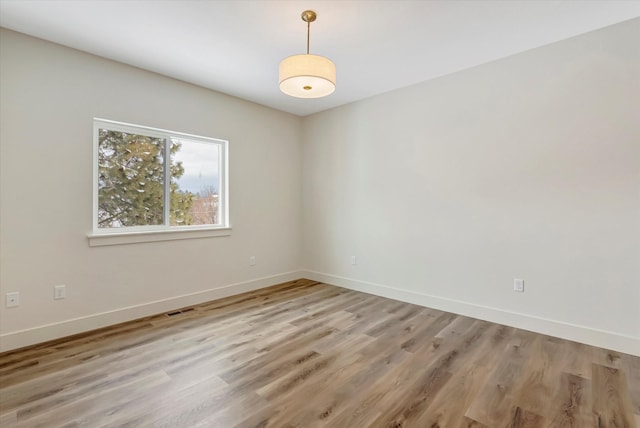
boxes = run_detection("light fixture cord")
[306,19,310,54]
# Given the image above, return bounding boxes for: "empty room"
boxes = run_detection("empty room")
[0,1,639,426]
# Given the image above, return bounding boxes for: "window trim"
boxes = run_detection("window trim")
[87,226,232,247]
[91,118,230,244]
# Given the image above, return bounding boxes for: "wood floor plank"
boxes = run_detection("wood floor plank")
[15,369,172,427]
[413,323,509,427]
[460,416,489,427]
[0,410,17,427]
[545,373,592,428]
[622,353,640,417]
[0,279,638,427]
[511,336,570,417]
[464,328,538,426]
[505,406,546,428]
[592,363,636,427]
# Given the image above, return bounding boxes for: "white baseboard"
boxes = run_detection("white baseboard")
[302,270,640,357]
[4,270,638,356]
[0,271,304,353]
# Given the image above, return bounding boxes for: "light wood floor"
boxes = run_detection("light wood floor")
[0,279,638,427]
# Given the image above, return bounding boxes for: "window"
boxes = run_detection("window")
[91,119,229,244]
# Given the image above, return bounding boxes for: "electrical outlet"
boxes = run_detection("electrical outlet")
[513,278,524,293]
[54,284,66,300]
[351,256,357,265]
[249,256,256,266]
[6,292,19,308]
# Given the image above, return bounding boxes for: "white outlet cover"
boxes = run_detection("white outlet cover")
[6,292,19,308]
[513,278,525,292]
[54,285,66,300]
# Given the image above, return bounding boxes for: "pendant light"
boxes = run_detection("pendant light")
[279,10,336,98]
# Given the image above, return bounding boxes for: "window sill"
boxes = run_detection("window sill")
[88,227,232,247]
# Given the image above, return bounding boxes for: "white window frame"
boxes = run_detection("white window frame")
[89,118,230,246]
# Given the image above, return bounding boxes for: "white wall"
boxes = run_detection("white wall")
[0,29,303,351]
[2,19,639,355]
[301,19,640,354]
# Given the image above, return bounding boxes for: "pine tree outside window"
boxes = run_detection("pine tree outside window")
[92,119,228,242]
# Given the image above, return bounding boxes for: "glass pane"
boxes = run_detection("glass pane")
[171,139,220,226]
[97,129,165,228]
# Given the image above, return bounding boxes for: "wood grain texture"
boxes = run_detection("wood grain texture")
[0,279,638,427]
[593,363,636,427]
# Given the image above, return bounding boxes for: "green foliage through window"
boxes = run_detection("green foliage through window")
[95,120,225,231]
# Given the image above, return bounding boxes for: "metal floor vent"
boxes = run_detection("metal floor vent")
[166,307,195,317]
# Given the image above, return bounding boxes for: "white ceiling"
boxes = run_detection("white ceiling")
[1,0,639,116]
